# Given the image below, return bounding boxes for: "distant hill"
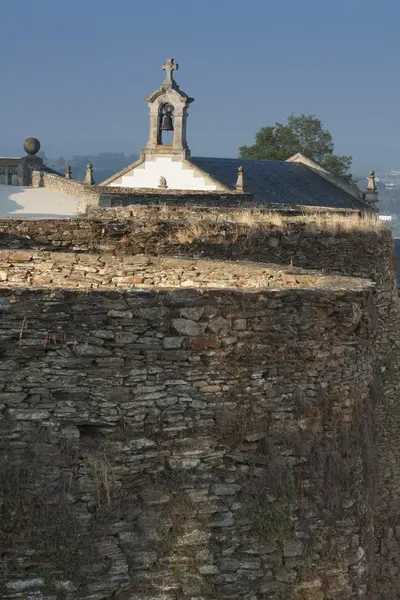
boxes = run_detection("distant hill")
[43,152,138,184]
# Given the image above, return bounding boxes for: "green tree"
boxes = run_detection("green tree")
[239,114,353,180]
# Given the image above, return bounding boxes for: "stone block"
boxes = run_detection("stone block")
[115,331,139,344]
[6,578,44,592]
[172,318,206,336]
[209,512,234,528]
[0,392,27,405]
[219,558,240,572]
[276,568,297,584]
[9,408,50,420]
[199,385,221,393]
[76,344,113,357]
[268,237,280,247]
[135,306,169,320]
[112,275,144,285]
[107,310,133,318]
[213,483,241,496]
[189,336,220,349]
[283,540,304,557]
[179,306,204,321]
[127,438,156,451]
[208,316,230,334]
[8,251,33,262]
[199,564,219,575]
[139,486,171,506]
[163,336,183,348]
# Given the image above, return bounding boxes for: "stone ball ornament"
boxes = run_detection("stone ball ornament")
[24,137,41,156]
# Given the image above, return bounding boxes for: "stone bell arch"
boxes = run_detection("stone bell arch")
[143,58,194,159]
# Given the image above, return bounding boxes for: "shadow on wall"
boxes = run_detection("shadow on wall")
[0,188,24,216]
[0,185,79,220]
[394,238,400,292]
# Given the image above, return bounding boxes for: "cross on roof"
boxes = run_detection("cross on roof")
[162,58,178,86]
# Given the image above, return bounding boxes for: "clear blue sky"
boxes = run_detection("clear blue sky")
[0,0,397,174]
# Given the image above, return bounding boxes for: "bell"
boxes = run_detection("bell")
[161,111,174,131]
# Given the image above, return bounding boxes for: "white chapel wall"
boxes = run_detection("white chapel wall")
[109,156,218,191]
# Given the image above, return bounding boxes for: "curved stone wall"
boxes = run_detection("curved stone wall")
[0,214,398,599]
[0,284,375,599]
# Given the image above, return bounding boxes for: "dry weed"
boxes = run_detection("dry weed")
[299,212,380,233]
[228,209,284,228]
[226,210,380,233]
[86,454,112,507]
[170,221,221,245]
[111,202,381,239]
[156,206,380,235]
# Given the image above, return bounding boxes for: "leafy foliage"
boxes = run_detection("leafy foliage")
[239,114,353,180]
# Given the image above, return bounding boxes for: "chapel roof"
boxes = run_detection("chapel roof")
[190,157,368,210]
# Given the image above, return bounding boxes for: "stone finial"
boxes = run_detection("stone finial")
[162,58,178,87]
[24,137,41,156]
[365,170,379,212]
[84,163,95,185]
[159,176,168,190]
[367,170,377,192]
[65,163,72,179]
[235,166,245,193]
[19,137,43,185]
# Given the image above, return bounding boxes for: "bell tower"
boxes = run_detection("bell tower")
[143,58,194,159]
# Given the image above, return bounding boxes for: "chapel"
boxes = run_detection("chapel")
[100,58,376,211]
[0,58,378,216]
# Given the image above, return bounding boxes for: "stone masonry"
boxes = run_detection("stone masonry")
[30,170,253,214]
[0,213,398,600]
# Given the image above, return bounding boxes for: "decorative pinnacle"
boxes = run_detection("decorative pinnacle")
[65,163,72,179]
[84,162,95,186]
[235,166,245,193]
[367,170,377,192]
[159,176,168,190]
[162,58,178,87]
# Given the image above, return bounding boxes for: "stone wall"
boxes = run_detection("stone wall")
[87,204,360,219]
[0,250,371,293]
[30,171,253,212]
[0,282,376,600]
[29,170,370,215]
[0,215,399,599]
[0,217,394,329]
[97,189,253,208]
[0,216,390,279]
[31,171,99,213]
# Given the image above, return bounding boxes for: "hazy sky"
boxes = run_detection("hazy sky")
[0,0,397,174]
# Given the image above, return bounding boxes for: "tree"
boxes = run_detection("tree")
[239,114,353,180]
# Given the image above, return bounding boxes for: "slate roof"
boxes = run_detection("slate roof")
[42,165,63,176]
[190,157,367,210]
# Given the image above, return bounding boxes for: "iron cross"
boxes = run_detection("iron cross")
[162,58,178,85]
